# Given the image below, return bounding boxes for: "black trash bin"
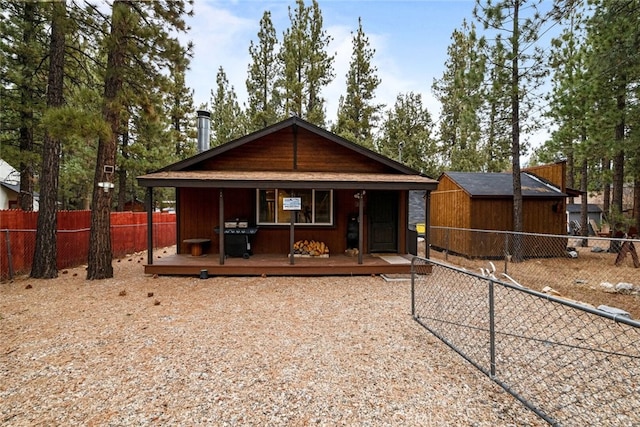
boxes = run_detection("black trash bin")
[347,214,359,248]
[407,225,418,256]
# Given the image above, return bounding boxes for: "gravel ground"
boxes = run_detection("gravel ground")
[1,251,544,426]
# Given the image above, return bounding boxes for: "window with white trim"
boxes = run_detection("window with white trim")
[257,189,333,225]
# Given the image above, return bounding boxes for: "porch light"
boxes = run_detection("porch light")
[98,165,115,192]
[98,181,114,192]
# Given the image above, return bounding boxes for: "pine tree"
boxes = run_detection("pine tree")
[0,1,48,211]
[378,93,439,177]
[433,20,486,171]
[279,0,334,126]
[474,0,549,260]
[246,11,281,131]
[582,0,640,225]
[31,0,67,279]
[482,40,514,173]
[211,66,246,146]
[87,0,192,279]
[334,17,383,150]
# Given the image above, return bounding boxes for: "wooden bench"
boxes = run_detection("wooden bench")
[183,238,210,256]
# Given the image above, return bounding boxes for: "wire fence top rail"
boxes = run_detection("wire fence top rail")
[430,225,640,242]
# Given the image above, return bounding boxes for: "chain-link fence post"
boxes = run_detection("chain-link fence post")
[4,229,14,280]
[488,278,496,378]
[503,233,509,275]
[445,227,449,261]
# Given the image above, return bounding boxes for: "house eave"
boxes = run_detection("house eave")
[137,170,438,191]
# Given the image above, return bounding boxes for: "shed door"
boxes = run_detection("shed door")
[368,191,398,253]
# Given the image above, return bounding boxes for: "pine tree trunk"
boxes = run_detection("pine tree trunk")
[31,1,66,279]
[87,1,128,280]
[579,155,588,247]
[611,91,626,220]
[634,175,640,235]
[566,148,575,204]
[510,0,524,262]
[602,157,611,219]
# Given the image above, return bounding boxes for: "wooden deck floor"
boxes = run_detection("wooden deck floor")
[145,252,414,276]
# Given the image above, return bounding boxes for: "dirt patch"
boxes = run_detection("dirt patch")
[0,249,544,426]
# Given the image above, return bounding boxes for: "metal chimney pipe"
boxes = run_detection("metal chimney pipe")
[196,110,211,153]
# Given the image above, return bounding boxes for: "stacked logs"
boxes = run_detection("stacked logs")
[293,240,329,256]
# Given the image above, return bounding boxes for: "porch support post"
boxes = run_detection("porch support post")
[358,190,364,265]
[424,190,431,259]
[146,187,153,265]
[219,190,225,265]
[289,210,295,265]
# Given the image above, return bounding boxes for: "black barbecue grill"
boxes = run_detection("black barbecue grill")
[214,226,258,258]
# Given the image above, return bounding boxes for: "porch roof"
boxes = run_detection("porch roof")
[137,170,438,191]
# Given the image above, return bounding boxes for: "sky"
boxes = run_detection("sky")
[184,0,478,127]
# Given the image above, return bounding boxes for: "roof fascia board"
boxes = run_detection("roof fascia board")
[138,178,437,191]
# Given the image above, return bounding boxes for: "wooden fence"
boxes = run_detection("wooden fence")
[1,210,176,280]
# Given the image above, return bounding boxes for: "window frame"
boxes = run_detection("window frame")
[256,188,334,226]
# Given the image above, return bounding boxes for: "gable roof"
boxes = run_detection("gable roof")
[442,171,566,198]
[138,116,438,191]
[158,116,419,175]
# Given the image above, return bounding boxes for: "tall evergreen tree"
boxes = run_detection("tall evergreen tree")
[583,0,640,225]
[87,0,192,279]
[433,20,486,171]
[279,0,334,126]
[379,93,439,177]
[31,0,67,278]
[333,17,383,149]
[474,0,548,260]
[210,66,246,146]
[482,40,512,172]
[246,11,281,130]
[0,1,48,210]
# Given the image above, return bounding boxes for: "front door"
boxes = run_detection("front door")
[367,191,398,253]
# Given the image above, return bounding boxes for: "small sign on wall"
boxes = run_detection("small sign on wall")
[283,197,301,211]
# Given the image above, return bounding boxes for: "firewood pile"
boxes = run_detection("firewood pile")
[293,240,329,257]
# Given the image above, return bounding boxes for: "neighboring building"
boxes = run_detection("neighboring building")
[430,169,568,258]
[137,116,438,276]
[0,159,39,210]
[566,204,603,235]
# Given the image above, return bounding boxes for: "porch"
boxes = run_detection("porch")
[144,252,416,276]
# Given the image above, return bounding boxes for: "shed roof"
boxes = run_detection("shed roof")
[443,172,566,198]
[566,203,602,214]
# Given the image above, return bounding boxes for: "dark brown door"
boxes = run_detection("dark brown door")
[367,191,398,253]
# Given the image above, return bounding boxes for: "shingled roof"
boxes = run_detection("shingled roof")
[443,172,567,198]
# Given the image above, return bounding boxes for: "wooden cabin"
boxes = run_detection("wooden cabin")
[137,117,438,276]
[430,168,568,259]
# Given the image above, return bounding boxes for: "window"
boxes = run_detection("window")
[257,189,333,225]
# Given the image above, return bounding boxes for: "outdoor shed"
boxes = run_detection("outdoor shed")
[137,116,438,276]
[430,170,568,258]
[566,203,603,235]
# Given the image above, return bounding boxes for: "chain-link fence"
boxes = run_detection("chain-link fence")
[1,211,176,280]
[411,257,640,426]
[426,227,639,316]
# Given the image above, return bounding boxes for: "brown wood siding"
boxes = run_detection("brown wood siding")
[295,128,395,173]
[429,175,567,258]
[188,127,398,174]
[175,188,413,257]
[524,162,566,191]
[430,175,471,253]
[196,127,296,171]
